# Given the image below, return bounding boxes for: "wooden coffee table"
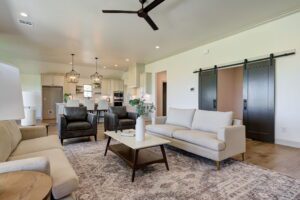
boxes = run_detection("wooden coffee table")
[104,130,170,182]
[0,171,52,200]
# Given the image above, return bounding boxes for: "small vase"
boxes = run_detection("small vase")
[135,116,145,141]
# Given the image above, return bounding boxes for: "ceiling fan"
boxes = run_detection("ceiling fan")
[102,0,165,31]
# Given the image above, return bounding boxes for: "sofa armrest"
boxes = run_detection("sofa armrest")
[58,114,67,136]
[87,113,97,129]
[19,126,47,140]
[128,112,138,120]
[0,157,50,175]
[152,116,167,124]
[104,112,118,131]
[217,125,246,154]
[233,119,243,126]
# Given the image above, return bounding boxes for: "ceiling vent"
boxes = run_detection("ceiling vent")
[19,19,33,26]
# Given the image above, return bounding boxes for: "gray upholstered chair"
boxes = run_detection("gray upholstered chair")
[58,107,97,145]
[104,106,138,132]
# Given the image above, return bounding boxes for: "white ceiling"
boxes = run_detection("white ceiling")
[0,0,300,72]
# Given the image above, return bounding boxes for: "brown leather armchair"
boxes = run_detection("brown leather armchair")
[58,107,97,145]
[104,106,138,132]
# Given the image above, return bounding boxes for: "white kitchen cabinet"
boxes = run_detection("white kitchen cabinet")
[101,79,111,95]
[64,82,76,95]
[128,63,144,88]
[111,79,124,92]
[41,74,64,86]
[140,72,152,94]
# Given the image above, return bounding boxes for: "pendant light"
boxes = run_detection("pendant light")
[90,57,103,88]
[65,54,80,83]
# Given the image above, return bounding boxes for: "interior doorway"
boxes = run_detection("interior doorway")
[156,71,167,116]
[42,86,63,120]
[217,66,244,120]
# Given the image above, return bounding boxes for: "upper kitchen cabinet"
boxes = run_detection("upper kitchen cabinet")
[127,63,145,88]
[41,74,64,86]
[140,72,152,94]
[111,79,124,92]
[101,79,111,96]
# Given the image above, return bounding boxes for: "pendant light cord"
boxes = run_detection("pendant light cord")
[95,57,98,73]
[71,53,75,70]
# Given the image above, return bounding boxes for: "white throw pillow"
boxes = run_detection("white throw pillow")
[166,108,196,128]
[191,110,233,133]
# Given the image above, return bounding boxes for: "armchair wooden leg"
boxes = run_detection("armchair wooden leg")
[60,138,63,145]
[216,161,221,170]
[94,135,97,141]
[242,153,245,161]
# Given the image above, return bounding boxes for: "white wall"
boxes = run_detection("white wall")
[146,12,300,147]
[20,74,42,119]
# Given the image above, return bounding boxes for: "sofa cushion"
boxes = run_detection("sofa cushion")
[11,135,62,157]
[0,123,12,162]
[67,121,91,131]
[119,119,135,126]
[173,130,226,151]
[191,110,233,133]
[9,148,78,199]
[64,107,87,122]
[1,121,22,151]
[146,124,188,137]
[166,108,196,128]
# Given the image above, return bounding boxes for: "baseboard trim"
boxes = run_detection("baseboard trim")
[276,138,300,148]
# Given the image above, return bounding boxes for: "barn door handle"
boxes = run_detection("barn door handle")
[213,99,217,109]
[243,99,247,110]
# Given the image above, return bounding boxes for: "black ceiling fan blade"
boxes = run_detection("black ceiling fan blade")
[144,0,165,13]
[102,10,137,14]
[143,15,158,30]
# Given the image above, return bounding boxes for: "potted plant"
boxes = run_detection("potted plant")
[64,93,71,103]
[129,98,155,141]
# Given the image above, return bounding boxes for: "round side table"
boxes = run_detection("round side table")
[0,171,52,200]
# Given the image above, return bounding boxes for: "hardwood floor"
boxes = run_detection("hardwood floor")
[44,119,300,179]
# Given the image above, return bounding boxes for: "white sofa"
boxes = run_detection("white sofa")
[146,108,246,169]
[0,120,78,200]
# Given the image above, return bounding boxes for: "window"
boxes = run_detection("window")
[83,85,92,98]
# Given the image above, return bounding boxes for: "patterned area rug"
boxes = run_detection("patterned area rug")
[64,140,300,200]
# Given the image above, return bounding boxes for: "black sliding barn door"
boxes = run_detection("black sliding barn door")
[198,68,217,111]
[243,59,275,143]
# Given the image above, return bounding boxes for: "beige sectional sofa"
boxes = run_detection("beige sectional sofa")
[146,108,246,169]
[0,120,78,200]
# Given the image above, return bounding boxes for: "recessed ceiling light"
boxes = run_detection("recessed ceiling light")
[20,12,28,17]
[125,58,130,62]
[155,46,160,49]
[103,66,107,69]
[114,64,118,67]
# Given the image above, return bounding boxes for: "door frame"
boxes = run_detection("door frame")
[42,86,63,120]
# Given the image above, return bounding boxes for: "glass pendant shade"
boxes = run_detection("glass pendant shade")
[90,57,103,88]
[65,54,80,83]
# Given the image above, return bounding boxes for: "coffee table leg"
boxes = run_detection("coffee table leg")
[160,145,169,170]
[104,136,111,156]
[132,149,139,182]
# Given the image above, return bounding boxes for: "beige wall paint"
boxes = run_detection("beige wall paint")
[156,71,167,116]
[217,67,243,120]
[145,12,300,147]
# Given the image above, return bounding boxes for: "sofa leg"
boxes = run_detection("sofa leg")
[216,161,221,170]
[242,153,245,161]
[94,135,97,141]
[60,138,63,145]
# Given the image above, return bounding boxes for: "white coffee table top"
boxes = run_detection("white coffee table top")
[104,130,170,150]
